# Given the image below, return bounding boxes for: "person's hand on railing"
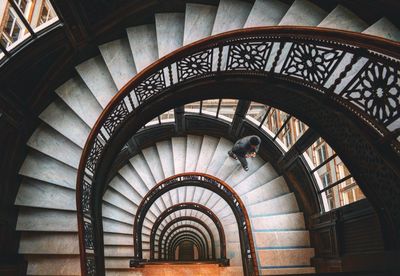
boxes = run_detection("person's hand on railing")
[245,152,256,158]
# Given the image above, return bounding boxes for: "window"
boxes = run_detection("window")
[38,1,54,26]
[217,99,238,122]
[317,145,327,164]
[322,172,331,188]
[1,9,23,46]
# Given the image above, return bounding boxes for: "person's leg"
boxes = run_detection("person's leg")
[237,156,248,171]
[228,150,237,160]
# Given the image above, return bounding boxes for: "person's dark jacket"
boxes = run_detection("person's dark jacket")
[231,135,261,157]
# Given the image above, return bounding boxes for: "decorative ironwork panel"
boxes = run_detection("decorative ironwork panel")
[226,41,272,71]
[86,257,96,276]
[135,71,166,104]
[177,49,213,81]
[281,43,344,85]
[84,221,95,250]
[86,138,104,173]
[82,179,92,215]
[340,61,400,125]
[103,101,129,135]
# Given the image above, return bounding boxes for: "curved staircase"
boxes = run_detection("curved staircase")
[14,0,400,275]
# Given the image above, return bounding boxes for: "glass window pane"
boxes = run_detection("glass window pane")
[201,99,218,116]
[246,102,268,122]
[218,99,238,122]
[184,101,201,113]
[322,180,365,211]
[160,109,175,123]
[145,116,160,127]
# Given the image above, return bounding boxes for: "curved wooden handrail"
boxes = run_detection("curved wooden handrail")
[76,27,400,275]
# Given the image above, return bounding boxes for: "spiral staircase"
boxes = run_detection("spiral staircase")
[13,0,400,275]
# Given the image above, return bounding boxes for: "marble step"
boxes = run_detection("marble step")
[245,0,289,27]
[251,212,306,231]
[75,55,118,108]
[15,178,75,211]
[241,176,289,206]
[16,208,77,232]
[19,150,76,190]
[212,0,252,35]
[206,137,232,175]
[234,162,278,195]
[363,17,400,41]
[25,255,80,275]
[318,5,367,32]
[118,163,149,198]
[55,77,102,128]
[19,232,79,254]
[103,218,132,235]
[260,266,316,275]
[248,193,299,216]
[126,24,159,71]
[156,140,175,177]
[39,98,91,148]
[224,155,265,186]
[103,188,138,216]
[27,124,81,169]
[155,13,185,57]
[99,38,137,90]
[279,0,327,26]
[108,175,143,205]
[104,233,133,246]
[172,137,186,174]
[185,134,203,172]
[196,135,219,172]
[104,245,134,257]
[142,146,165,182]
[102,202,135,225]
[258,248,315,267]
[184,3,217,45]
[254,230,310,248]
[105,257,131,269]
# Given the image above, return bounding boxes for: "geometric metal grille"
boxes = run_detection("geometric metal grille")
[103,101,129,135]
[177,49,213,81]
[226,41,272,71]
[135,71,166,104]
[84,221,94,250]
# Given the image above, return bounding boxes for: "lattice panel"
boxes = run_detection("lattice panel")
[226,41,272,71]
[177,49,213,81]
[103,101,129,135]
[135,71,166,104]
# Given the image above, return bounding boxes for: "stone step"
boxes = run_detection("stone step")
[215,153,241,180]
[254,230,310,248]
[39,98,91,148]
[260,266,316,275]
[234,162,278,195]
[103,188,138,216]
[99,38,137,90]
[19,232,79,254]
[245,0,289,27]
[129,154,158,191]
[184,3,217,45]
[185,134,203,172]
[16,208,77,232]
[15,178,75,211]
[25,255,80,275]
[248,193,299,216]
[258,248,315,267]
[19,150,76,190]
[206,137,232,175]
[104,245,134,257]
[196,135,219,172]
[241,176,289,206]
[103,218,132,235]
[126,24,159,71]
[118,163,149,198]
[251,212,305,231]
[142,146,165,182]
[212,0,252,35]
[155,13,185,57]
[104,233,133,246]
[172,137,186,174]
[105,257,131,269]
[156,140,175,177]
[102,202,135,225]
[318,5,367,32]
[55,77,102,128]
[224,155,265,186]
[27,124,81,169]
[363,17,400,41]
[75,56,118,108]
[279,0,327,26]
[108,175,143,205]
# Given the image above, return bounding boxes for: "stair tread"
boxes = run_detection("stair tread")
[155,13,185,57]
[241,176,289,206]
[16,208,77,232]
[249,193,299,216]
[279,0,327,26]
[184,3,217,45]
[318,5,368,32]
[212,0,252,35]
[19,232,79,254]
[245,0,289,27]
[363,17,400,41]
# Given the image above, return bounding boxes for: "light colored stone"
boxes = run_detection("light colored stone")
[248,193,299,216]
[245,0,289,27]
[104,245,134,257]
[119,164,149,197]
[224,155,264,186]
[99,38,137,90]
[39,98,91,148]
[216,154,241,180]
[75,55,118,108]
[251,213,305,230]
[363,17,400,41]
[234,162,278,195]
[258,248,315,266]
[102,202,135,225]
[26,255,80,275]
[103,189,138,216]
[55,77,103,128]
[105,257,131,269]
[184,3,217,45]
[19,232,79,254]
[172,137,186,174]
[185,135,203,172]
[241,176,289,205]
[279,0,326,26]
[104,233,133,246]
[19,150,77,189]
[142,146,165,182]
[206,137,232,175]
[212,0,252,34]
[196,135,219,172]
[103,218,133,234]
[156,140,175,177]
[155,13,185,57]
[27,124,82,169]
[254,231,310,248]
[109,175,142,205]
[260,267,315,275]
[16,208,77,232]
[16,178,75,210]
[126,24,159,71]
[318,5,367,32]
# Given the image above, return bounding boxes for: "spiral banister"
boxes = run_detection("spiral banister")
[76,27,400,275]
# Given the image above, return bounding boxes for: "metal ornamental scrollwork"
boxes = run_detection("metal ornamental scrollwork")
[83,221,94,250]
[340,60,400,126]
[76,28,400,275]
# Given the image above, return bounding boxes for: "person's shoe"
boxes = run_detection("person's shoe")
[243,166,249,171]
[228,151,237,160]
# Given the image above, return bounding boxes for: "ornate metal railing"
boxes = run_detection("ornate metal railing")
[76,27,400,275]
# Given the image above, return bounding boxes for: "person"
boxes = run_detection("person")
[228,135,261,171]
